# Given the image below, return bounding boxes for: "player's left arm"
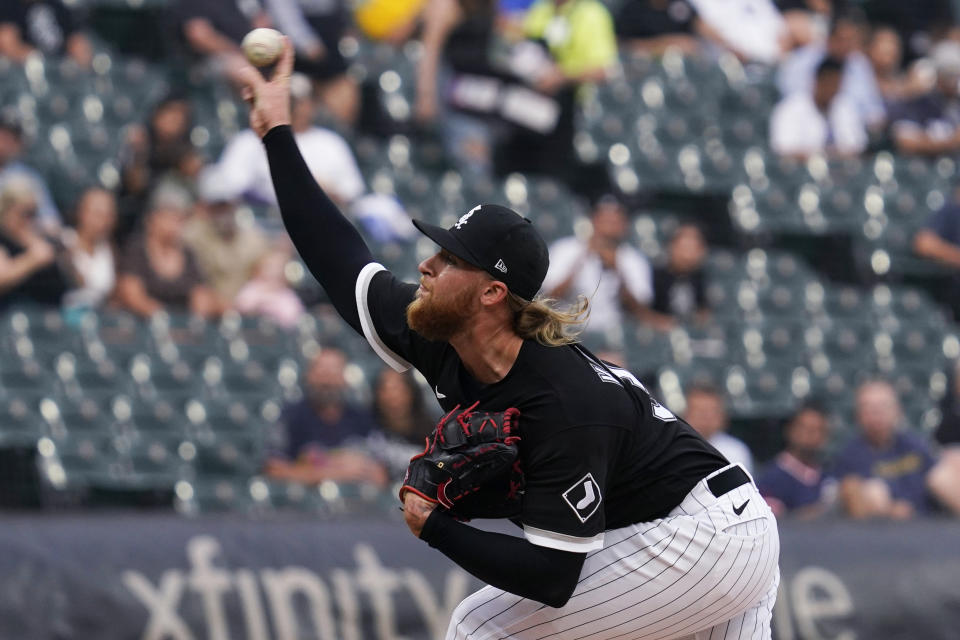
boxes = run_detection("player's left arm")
[417,508,586,608]
[406,424,620,607]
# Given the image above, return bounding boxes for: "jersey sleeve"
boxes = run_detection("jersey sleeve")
[357,266,445,375]
[519,424,621,553]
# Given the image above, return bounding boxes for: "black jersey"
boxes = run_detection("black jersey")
[357,264,728,552]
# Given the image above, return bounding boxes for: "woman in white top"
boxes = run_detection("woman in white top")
[63,187,117,311]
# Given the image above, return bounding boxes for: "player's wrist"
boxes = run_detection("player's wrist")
[262,123,293,142]
[419,507,451,542]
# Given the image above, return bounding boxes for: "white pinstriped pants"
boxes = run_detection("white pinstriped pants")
[446,464,780,640]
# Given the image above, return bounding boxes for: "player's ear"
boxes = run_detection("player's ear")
[479,279,509,307]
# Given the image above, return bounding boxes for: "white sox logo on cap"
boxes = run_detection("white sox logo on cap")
[455,206,481,229]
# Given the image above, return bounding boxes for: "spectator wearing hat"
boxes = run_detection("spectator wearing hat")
[889,40,960,156]
[0,111,60,233]
[770,56,868,158]
[184,172,269,306]
[0,0,93,68]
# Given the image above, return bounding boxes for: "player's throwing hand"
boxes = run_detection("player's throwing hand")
[237,36,295,138]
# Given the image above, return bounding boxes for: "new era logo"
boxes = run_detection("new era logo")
[494,259,507,273]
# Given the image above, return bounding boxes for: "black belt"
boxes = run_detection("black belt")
[707,465,750,498]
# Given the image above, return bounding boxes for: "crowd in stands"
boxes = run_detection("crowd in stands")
[0,0,959,521]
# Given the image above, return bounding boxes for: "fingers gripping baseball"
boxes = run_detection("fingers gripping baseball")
[239,36,295,138]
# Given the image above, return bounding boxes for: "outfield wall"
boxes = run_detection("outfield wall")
[1,515,958,639]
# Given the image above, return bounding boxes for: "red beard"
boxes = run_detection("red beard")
[406,284,477,341]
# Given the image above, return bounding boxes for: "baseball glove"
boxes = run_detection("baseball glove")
[399,402,523,520]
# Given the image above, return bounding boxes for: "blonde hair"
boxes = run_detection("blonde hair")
[507,292,590,346]
[0,176,37,222]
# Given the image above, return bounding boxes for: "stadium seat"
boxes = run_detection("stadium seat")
[176,476,253,514]
[122,432,185,489]
[0,395,45,447]
[184,433,263,478]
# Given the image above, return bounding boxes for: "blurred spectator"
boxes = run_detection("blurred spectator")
[889,40,960,156]
[757,403,837,519]
[263,0,360,126]
[615,0,700,55]
[414,0,503,175]
[833,380,960,519]
[777,0,831,51]
[184,174,269,305]
[233,242,305,328]
[684,384,754,472]
[62,188,117,312]
[935,359,960,447]
[115,200,219,318]
[770,57,867,158]
[119,94,195,223]
[861,0,954,62]
[264,349,387,486]
[148,144,207,215]
[0,176,74,310]
[778,13,886,128]
[507,0,617,175]
[206,74,364,207]
[365,368,435,482]
[173,0,271,87]
[0,0,93,68]
[686,0,787,64]
[542,196,652,334]
[867,25,929,103]
[934,360,960,513]
[642,223,709,331]
[353,0,425,42]
[522,0,618,89]
[912,191,960,321]
[0,111,60,232]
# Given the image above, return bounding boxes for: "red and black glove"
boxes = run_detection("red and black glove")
[399,403,523,520]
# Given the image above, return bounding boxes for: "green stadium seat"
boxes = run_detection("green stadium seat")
[123,432,185,489]
[0,395,44,447]
[51,431,120,487]
[724,364,797,419]
[177,477,253,514]
[186,433,263,478]
[248,477,328,513]
[111,394,188,436]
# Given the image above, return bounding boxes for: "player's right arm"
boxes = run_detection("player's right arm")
[239,40,434,374]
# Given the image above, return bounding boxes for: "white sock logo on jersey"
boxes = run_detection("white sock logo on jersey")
[562,473,603,523]
[575,482,596,510]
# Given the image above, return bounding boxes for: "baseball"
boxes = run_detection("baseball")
[241,28,283,67]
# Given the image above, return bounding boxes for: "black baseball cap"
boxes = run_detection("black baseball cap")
[412,204,549,301]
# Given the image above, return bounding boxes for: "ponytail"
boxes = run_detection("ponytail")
[507,292,589,346]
